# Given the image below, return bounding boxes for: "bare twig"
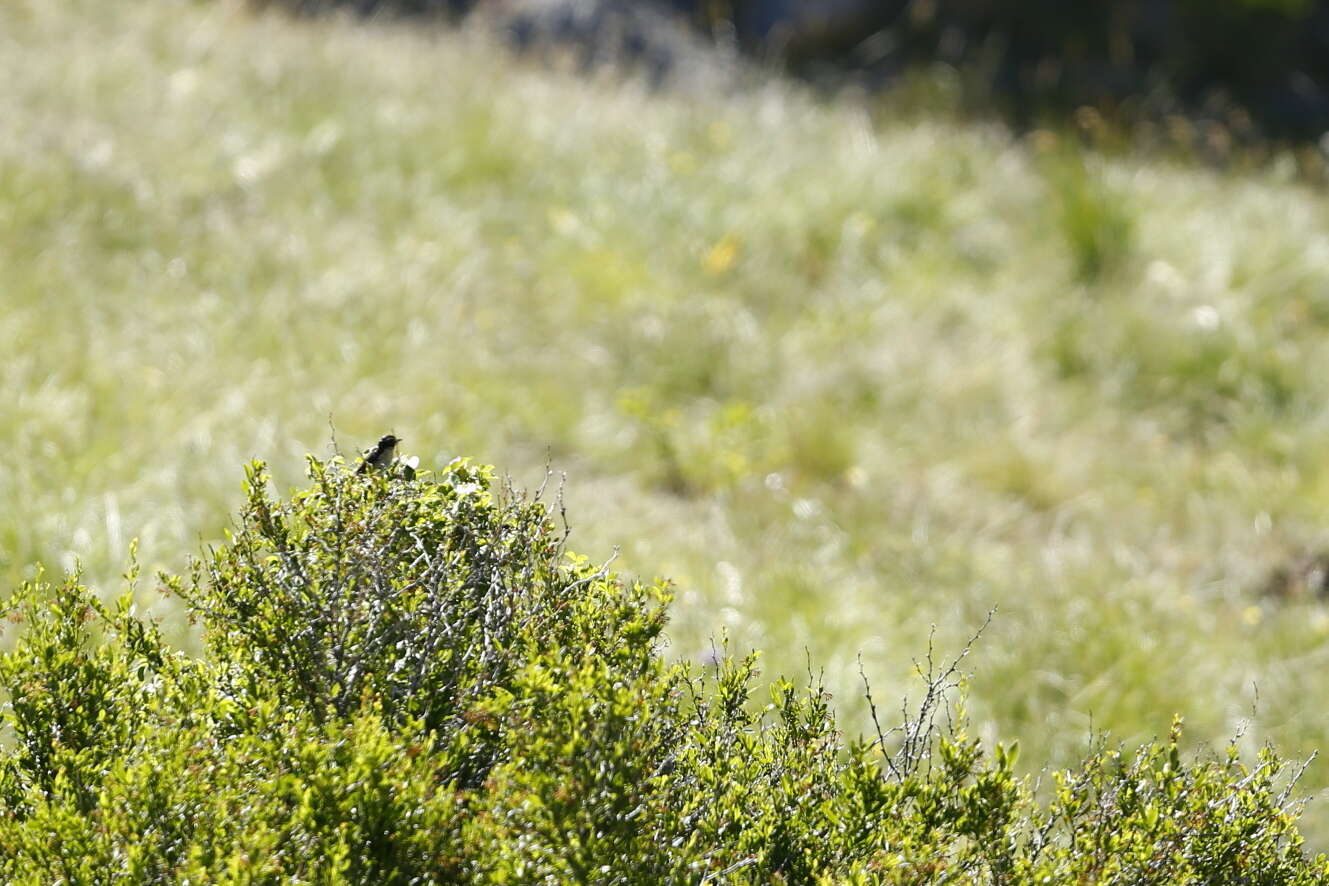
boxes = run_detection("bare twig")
[860,608,995,783]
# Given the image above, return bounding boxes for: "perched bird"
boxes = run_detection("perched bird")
[357,434,401,474]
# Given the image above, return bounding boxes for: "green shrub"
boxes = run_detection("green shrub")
[1,455,1326,882]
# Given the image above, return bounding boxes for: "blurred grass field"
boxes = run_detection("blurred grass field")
[9,0,1329,844]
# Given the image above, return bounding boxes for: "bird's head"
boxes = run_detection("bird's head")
[379,434,400,448]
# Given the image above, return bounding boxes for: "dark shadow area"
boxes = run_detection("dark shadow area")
[252,0,1329,146]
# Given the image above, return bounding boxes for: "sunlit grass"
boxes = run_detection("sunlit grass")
[8,0,1329,844]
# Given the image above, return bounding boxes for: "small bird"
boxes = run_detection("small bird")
[357,434,401,474]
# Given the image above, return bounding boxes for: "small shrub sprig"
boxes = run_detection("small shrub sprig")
[0,455,1325,883]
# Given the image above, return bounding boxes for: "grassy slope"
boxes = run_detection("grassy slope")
[7,0,1329,841]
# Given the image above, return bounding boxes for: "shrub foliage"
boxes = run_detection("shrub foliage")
[1,457,1326,882]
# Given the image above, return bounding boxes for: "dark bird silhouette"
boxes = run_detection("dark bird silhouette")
[357,434,401,474]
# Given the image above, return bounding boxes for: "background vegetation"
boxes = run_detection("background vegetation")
[265,0,1329,142]
[7,0,1329,851]
[748,0,1329,141]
